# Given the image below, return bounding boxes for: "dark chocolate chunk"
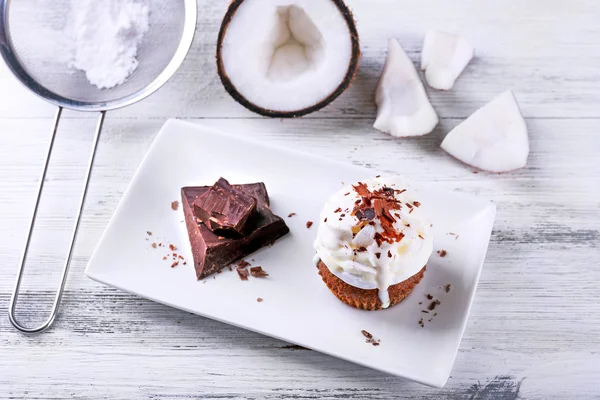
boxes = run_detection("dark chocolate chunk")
[193,178,257,236]
[182,183,289,279]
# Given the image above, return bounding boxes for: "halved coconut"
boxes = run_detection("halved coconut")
[441,90,529,172]
[216,0,360,117]
[373,38,439,137]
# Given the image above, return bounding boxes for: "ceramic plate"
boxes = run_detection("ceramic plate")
[86,119,496,388]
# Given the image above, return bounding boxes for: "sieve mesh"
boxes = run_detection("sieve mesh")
[3,0,190,108]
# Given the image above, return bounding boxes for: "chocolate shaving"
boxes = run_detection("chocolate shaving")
[340,213,345,217]
[237,260,251,268]
[418,234,424,239]
[428,300,441,311]
[437,250,447,257]
[413,201,421,207]
[375,252,381,259]
[357,246,367,252]
[171,261,179,268]
[444,284,452,293]
[334,207,342,213]
[372,342,380,346]
[169,244,177,251]
[171,200,179,211]
[344,192,350,196]
[324,218,328,223]
[361,330,373,339]
[421,310,429,313]
[236,267,249,281]
[375,175,381,178]
[250,266,269,277]
[427,294,433,300]
[406,203,413,209]
[146,231,152,236]
[288,212,296,217]
[306,221,313,229]
[387,250,392,258]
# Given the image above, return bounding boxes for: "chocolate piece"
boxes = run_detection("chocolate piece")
[182,183,289,279]
[193,178,257,236]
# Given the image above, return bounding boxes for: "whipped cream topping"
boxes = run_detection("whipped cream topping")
[313,176,433,308]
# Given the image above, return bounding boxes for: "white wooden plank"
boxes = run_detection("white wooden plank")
[1,0,599,119]
[0,117,598,398]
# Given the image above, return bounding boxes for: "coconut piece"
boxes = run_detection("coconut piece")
[441,90,529,172]
[421,30,474,90]
[374,38,438,137]
[217,0,360,117]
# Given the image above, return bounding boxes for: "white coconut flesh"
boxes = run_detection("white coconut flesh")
[219,0,354,113]
[374,38,439,137]
[441,90,529,172]
[421,30,474,90]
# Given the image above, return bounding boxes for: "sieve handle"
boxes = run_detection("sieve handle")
[8,108,106,334]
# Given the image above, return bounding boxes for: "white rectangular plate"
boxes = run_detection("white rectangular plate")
[86,119,496,388]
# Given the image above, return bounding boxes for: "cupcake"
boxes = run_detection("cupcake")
[313,177,433,310]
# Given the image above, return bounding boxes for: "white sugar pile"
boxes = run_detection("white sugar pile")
[66,0,149,89]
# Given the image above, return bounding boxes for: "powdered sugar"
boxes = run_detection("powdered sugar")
[66,0,150,89]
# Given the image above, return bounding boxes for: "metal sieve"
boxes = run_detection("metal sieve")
[1,0,197,333]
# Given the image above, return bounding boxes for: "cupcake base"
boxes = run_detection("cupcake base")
[317,260,426,310]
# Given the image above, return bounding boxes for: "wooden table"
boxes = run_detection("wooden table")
[1,1,599,398]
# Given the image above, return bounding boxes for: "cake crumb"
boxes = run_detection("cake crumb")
[171,200,179,211]
[437,249,447,257]
[169,244,177,251]
[306,221,313,229]
[257,297,263,303]
[162,256,167,260]
[151,243,157,249]
[146,231,152,236]
[288,212,296,217]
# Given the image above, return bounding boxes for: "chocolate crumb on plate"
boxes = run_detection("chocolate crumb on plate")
[162,256,167,260]
[236,267,249,281]
[372,342,380,347]
[169,244,177,251]
[444,284,452,293]
[437,249,447,257]
[171,200,179,210]
[237,260,250,268]
[288,212,296,217]
[171,261,179,268]
[257,297,263,302]
[250,266,269,277]
[361,330,373,339]
[426,294,433,300]
[146,231,152,236]
[151,243,157,249]
[306,221,313,229]
[428,299,441,311]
